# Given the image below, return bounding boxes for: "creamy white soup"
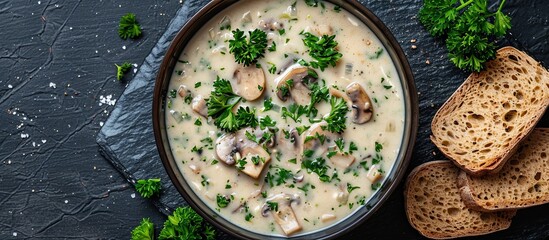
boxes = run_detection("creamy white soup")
[165,0,404,236]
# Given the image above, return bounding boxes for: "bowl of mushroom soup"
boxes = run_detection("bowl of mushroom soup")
[153,0,418,238]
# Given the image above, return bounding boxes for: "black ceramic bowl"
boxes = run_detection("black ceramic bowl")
[153,0,418,239]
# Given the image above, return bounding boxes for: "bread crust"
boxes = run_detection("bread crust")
[431,46,549,176]
[405,161,515,239]
[457,128,549,212]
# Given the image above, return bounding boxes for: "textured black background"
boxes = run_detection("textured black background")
[1,0,548,239]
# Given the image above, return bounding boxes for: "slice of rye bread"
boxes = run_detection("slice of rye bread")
[431,46,549,176]
[458,128,549,212]
[405,161,516,239]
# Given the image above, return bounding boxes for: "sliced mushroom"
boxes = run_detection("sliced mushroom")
[191,95,208,118]
[178,85,190,98]
[238,145,271,179]
[261,194,302,235]
[366,164,383,183]
[346,82,373,124]
[329,87,351,103]
[329,152,356,169]
[215,134,238,165]
[215,129,271,178]
[275,64,318,105]
[334,184,349,204]
[301,122,338,155]
[233,65,266,101]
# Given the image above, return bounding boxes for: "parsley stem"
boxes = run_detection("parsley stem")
[456,0,473,11]
[497,0,506,12]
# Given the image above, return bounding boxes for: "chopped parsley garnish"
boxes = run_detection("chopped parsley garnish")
[268,62,277,74]
[322,97,348,133]
[368,48,384,59]
[216,194,231,208]
[225,180,232,189]
[251,156,263,165]
[115,62,132,81]
[237,159,247,170]
[296,125,310,135]
[302,157,333,182]
[118,13,142,40]
[281,103,307,123]
[266,201,279,212]
[135,178,161,199]
[273,167,294,186]
[229,29,268,66]
[348,142,358,154]
[195,82,202,88]
[301,32,342,71]
[194,118,202,126]
[169,89,177,99]
[288,158,297,164]
[347,183,360,193]
[262,97,274,112]
[201,175,209,187]
[268,41,277,52]
[304,0,321,7]
[206,77,258,132]
[259,115,277,130]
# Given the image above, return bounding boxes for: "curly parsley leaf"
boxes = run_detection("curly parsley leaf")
[419,0,511,72]
[229,29,268,66]
[206,77,241,132]
[301,32,342,71]
[115,62,132,81]
[119,13,142,40]
[135,178,161,198]
[158,206,216,240]
[322,97,348,133]
[131,218,154,240]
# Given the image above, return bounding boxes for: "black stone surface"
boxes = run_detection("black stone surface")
[0,0,547,239]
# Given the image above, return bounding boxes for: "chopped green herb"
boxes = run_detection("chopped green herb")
[259,115,277,130]
[115,62,132,81]
[131,218,154,240]
[348,142,358,154]
[194,118,202,126]
[268,63,277,74]
[118,13,142,40]
[135,178,161,199]
[281,103,307,123]
[195,82,202,88]
[268,41,277,52]
[322,97,348,133]
[262,97,274,111]
[301,32,342,71]
[368,48,384,59]
[216,194,231,208]
[288,158,297,164]
[158,206,216,240]
[347,183,360,193]
[229,29,268,66]
[201,175,209,187]
[266,201,278,212]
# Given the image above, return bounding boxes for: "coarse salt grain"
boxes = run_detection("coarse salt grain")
[99,95,116,106]
[49,82,56,88]
[8,84,13,89]
[21,133,29,139]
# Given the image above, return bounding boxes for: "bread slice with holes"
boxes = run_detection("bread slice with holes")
[405,161,516,239]
[431,46,549,176]
[458,128,549,212]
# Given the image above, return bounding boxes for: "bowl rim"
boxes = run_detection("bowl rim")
[153,0,418,239]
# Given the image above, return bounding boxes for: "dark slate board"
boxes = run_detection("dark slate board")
[96,0,549,239]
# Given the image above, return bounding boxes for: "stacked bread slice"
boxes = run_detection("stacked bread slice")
[406,47,549,239]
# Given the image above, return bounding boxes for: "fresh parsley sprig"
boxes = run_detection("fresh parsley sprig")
[322,97,348,133]
[158,206,216,240]
[115,62,132,81]
[135,178,162,198]
[229,29,268,66]
[131,218,154,240]
[419,0,511,72]
[301,32,342,71]
[206,77,259,132]
[119,13,142,40]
